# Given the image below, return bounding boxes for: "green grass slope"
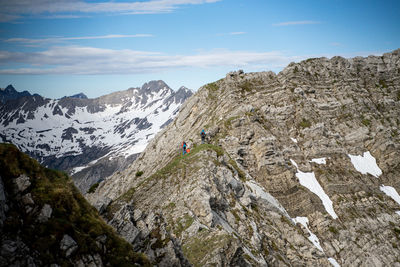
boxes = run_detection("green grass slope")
[0,143,150,266]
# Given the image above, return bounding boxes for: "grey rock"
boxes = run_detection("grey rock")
[60,234,78,257]
[37,204,52,223]
[1,240,17,258]
[14,174,31,193]
[21,193,34,205]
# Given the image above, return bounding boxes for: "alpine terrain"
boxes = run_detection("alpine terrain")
[0,81,192,193]
[87,49,400,266]
[0,143,150,266]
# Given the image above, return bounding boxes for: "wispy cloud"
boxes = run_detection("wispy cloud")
[229,32,246,35]
[0,46,303,75]
[0,0,222,22]
[273,20,320,26]
[5,34,154,44]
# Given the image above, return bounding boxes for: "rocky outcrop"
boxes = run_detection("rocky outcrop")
[89,49,400,266]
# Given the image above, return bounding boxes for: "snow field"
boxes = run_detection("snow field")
[380,185,400,206]
[310,157,327,164]
[348,151,382,178]
[1,88,180,159]
[290,159,338,219]
[293,217,323,251]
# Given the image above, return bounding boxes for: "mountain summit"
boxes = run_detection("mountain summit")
[0,84,31,104]
[88,49,400,266]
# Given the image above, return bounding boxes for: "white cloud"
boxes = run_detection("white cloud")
[5,34,154,44]
[0,46,302,75]
[229,32,246,35]
[273,20,320,26]
[0,0,222,21]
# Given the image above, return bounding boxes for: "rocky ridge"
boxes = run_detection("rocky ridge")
[89,49,400,266]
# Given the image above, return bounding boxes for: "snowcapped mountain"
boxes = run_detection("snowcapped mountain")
[0,80,192,192]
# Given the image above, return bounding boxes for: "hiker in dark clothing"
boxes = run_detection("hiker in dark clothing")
[182,141,187,155]
[201,129,206,144]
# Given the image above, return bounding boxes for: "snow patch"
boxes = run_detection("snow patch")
[380,185,400,206]
[348,151,382,178]
[291,159,338,219]
[290,137,297,143]
[396,211,400,216]
[310,158,327,164]
[328,257,341,267]
[293,217,323,252]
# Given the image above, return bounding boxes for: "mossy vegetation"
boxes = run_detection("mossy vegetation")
[173,214,194,237]
[206,82,219,92]
[328,226,339,235]
[182,231,231,267]
[228,159,246,181]
[120,143,225,202]
[239,80,253,93]
[298,118,312,128]
[361,118,371,126]
[378,79,388,88]
[87,182,100,193]
[135,170,144,177]
[224,116,239,129]
[0,143,150,266]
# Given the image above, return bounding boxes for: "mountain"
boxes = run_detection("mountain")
[68,93,88,99]
[0,80,193,193]
[88,49,400,265]
[0,143,150,266]
[0,84,31,104]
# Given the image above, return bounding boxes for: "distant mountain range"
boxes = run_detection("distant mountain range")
[0,85,31,104]
[0,81,192,192]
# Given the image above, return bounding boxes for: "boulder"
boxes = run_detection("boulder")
[37,204,53,223]
[60,235,78,257]
[14,174,31,193]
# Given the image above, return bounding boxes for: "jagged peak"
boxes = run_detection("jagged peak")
[3,84,16,92]
[141,80,171,93]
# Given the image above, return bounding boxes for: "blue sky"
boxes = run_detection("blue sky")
[0,0,399,98]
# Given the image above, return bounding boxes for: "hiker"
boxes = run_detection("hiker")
[201,129,206,144]
[182,141,187,155]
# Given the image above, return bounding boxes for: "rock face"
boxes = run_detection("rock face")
[0,81,192,193]
[0,144,150,266]
[89,49,400,266]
